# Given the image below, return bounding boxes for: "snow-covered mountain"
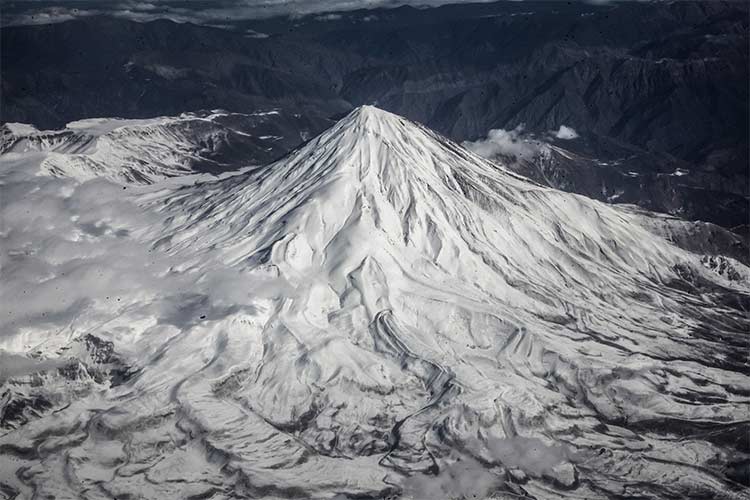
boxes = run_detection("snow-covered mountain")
[0,109,327,184]
[1,106,748,499]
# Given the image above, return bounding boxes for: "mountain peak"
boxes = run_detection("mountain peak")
[346,104,397,122]
[273,102,507,196]
[336,105,411,136]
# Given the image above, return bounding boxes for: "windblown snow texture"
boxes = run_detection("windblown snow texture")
[1,107,748,499]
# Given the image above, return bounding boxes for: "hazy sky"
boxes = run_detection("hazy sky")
[3,0,484,26]
[2,0,621,27]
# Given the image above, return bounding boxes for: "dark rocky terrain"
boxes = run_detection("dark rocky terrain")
[2,0,748,228]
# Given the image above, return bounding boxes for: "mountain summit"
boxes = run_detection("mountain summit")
[2,107,749,499]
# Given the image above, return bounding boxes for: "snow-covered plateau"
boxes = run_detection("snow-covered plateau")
[0,106,748,499]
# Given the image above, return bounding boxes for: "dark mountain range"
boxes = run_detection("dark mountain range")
[2,0,748,229]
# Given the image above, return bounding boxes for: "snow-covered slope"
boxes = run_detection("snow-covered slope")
[1,106,748,499]
[0,109,322,184]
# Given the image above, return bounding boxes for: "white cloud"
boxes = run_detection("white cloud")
[462,125,548,161]
[554,125,579,140]
[402,458,503,499]
[1,0,502,27]
[2,6,100,26]
[484,436,571,476]
[0,156,290,353]
[0,352,70,382]
[400,436,578,498]
[315,13,344,21]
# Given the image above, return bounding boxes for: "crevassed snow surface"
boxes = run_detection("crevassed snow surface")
[1,106,748,499]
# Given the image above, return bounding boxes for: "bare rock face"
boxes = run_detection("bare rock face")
[1,107,748,499]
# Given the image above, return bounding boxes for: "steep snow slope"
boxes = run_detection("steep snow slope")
[0,109,323,184]
[1,107,748,499]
